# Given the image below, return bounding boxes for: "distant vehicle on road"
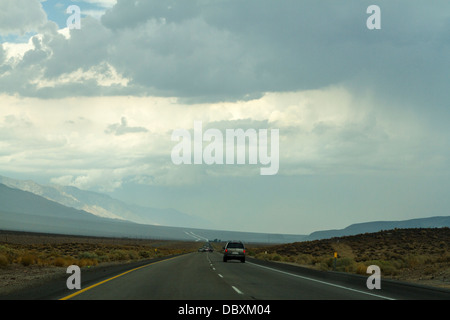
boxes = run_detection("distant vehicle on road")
[198,244,213,252]
[223,241,245,263]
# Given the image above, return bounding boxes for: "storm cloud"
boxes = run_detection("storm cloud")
[1,0,449,233]
[0,0,448,108]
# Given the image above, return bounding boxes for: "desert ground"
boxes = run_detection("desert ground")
[0,230,199,296]
[246,227,450,289]
[1,227,449,297]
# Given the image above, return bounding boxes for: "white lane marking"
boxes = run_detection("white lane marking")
[207,253,243,295]
[246,261,395,300]
[232,286,244,295]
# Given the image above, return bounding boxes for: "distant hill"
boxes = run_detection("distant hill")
[0,183,305,244]
[0,175,211,229]
[0,183,102,222]
[305,216,450,241]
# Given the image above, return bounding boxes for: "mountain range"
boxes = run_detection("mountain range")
[304,215,450,241]
[0,175,449,243]
[0,179,305,243]
[0,175,211,229]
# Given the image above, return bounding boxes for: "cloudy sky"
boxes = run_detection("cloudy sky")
[0,0,449,234]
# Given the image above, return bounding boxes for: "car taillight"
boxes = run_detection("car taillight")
[243,249,245,253]
[225,249,228,252]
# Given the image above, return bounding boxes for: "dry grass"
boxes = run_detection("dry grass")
[0,231,200,269]
[0,231,204,296]
[247,228,450,289]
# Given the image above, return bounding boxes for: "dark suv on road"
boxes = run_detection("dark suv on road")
[223,241,245,263]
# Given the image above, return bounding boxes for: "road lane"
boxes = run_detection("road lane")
[59,251,450,300]
[207,252,389,300]
[62,252,242,300]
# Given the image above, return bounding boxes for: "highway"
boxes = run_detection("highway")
[56,251,450,300]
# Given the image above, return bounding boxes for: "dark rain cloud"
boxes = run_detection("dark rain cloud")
[0,0,448,119]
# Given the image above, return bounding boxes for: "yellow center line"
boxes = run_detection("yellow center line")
[59,255,181,300]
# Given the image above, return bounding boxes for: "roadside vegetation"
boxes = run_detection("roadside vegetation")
[247,228,450,288]
[0,232,199,268]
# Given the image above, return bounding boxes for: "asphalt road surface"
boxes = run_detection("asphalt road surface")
[54,252,450,300]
